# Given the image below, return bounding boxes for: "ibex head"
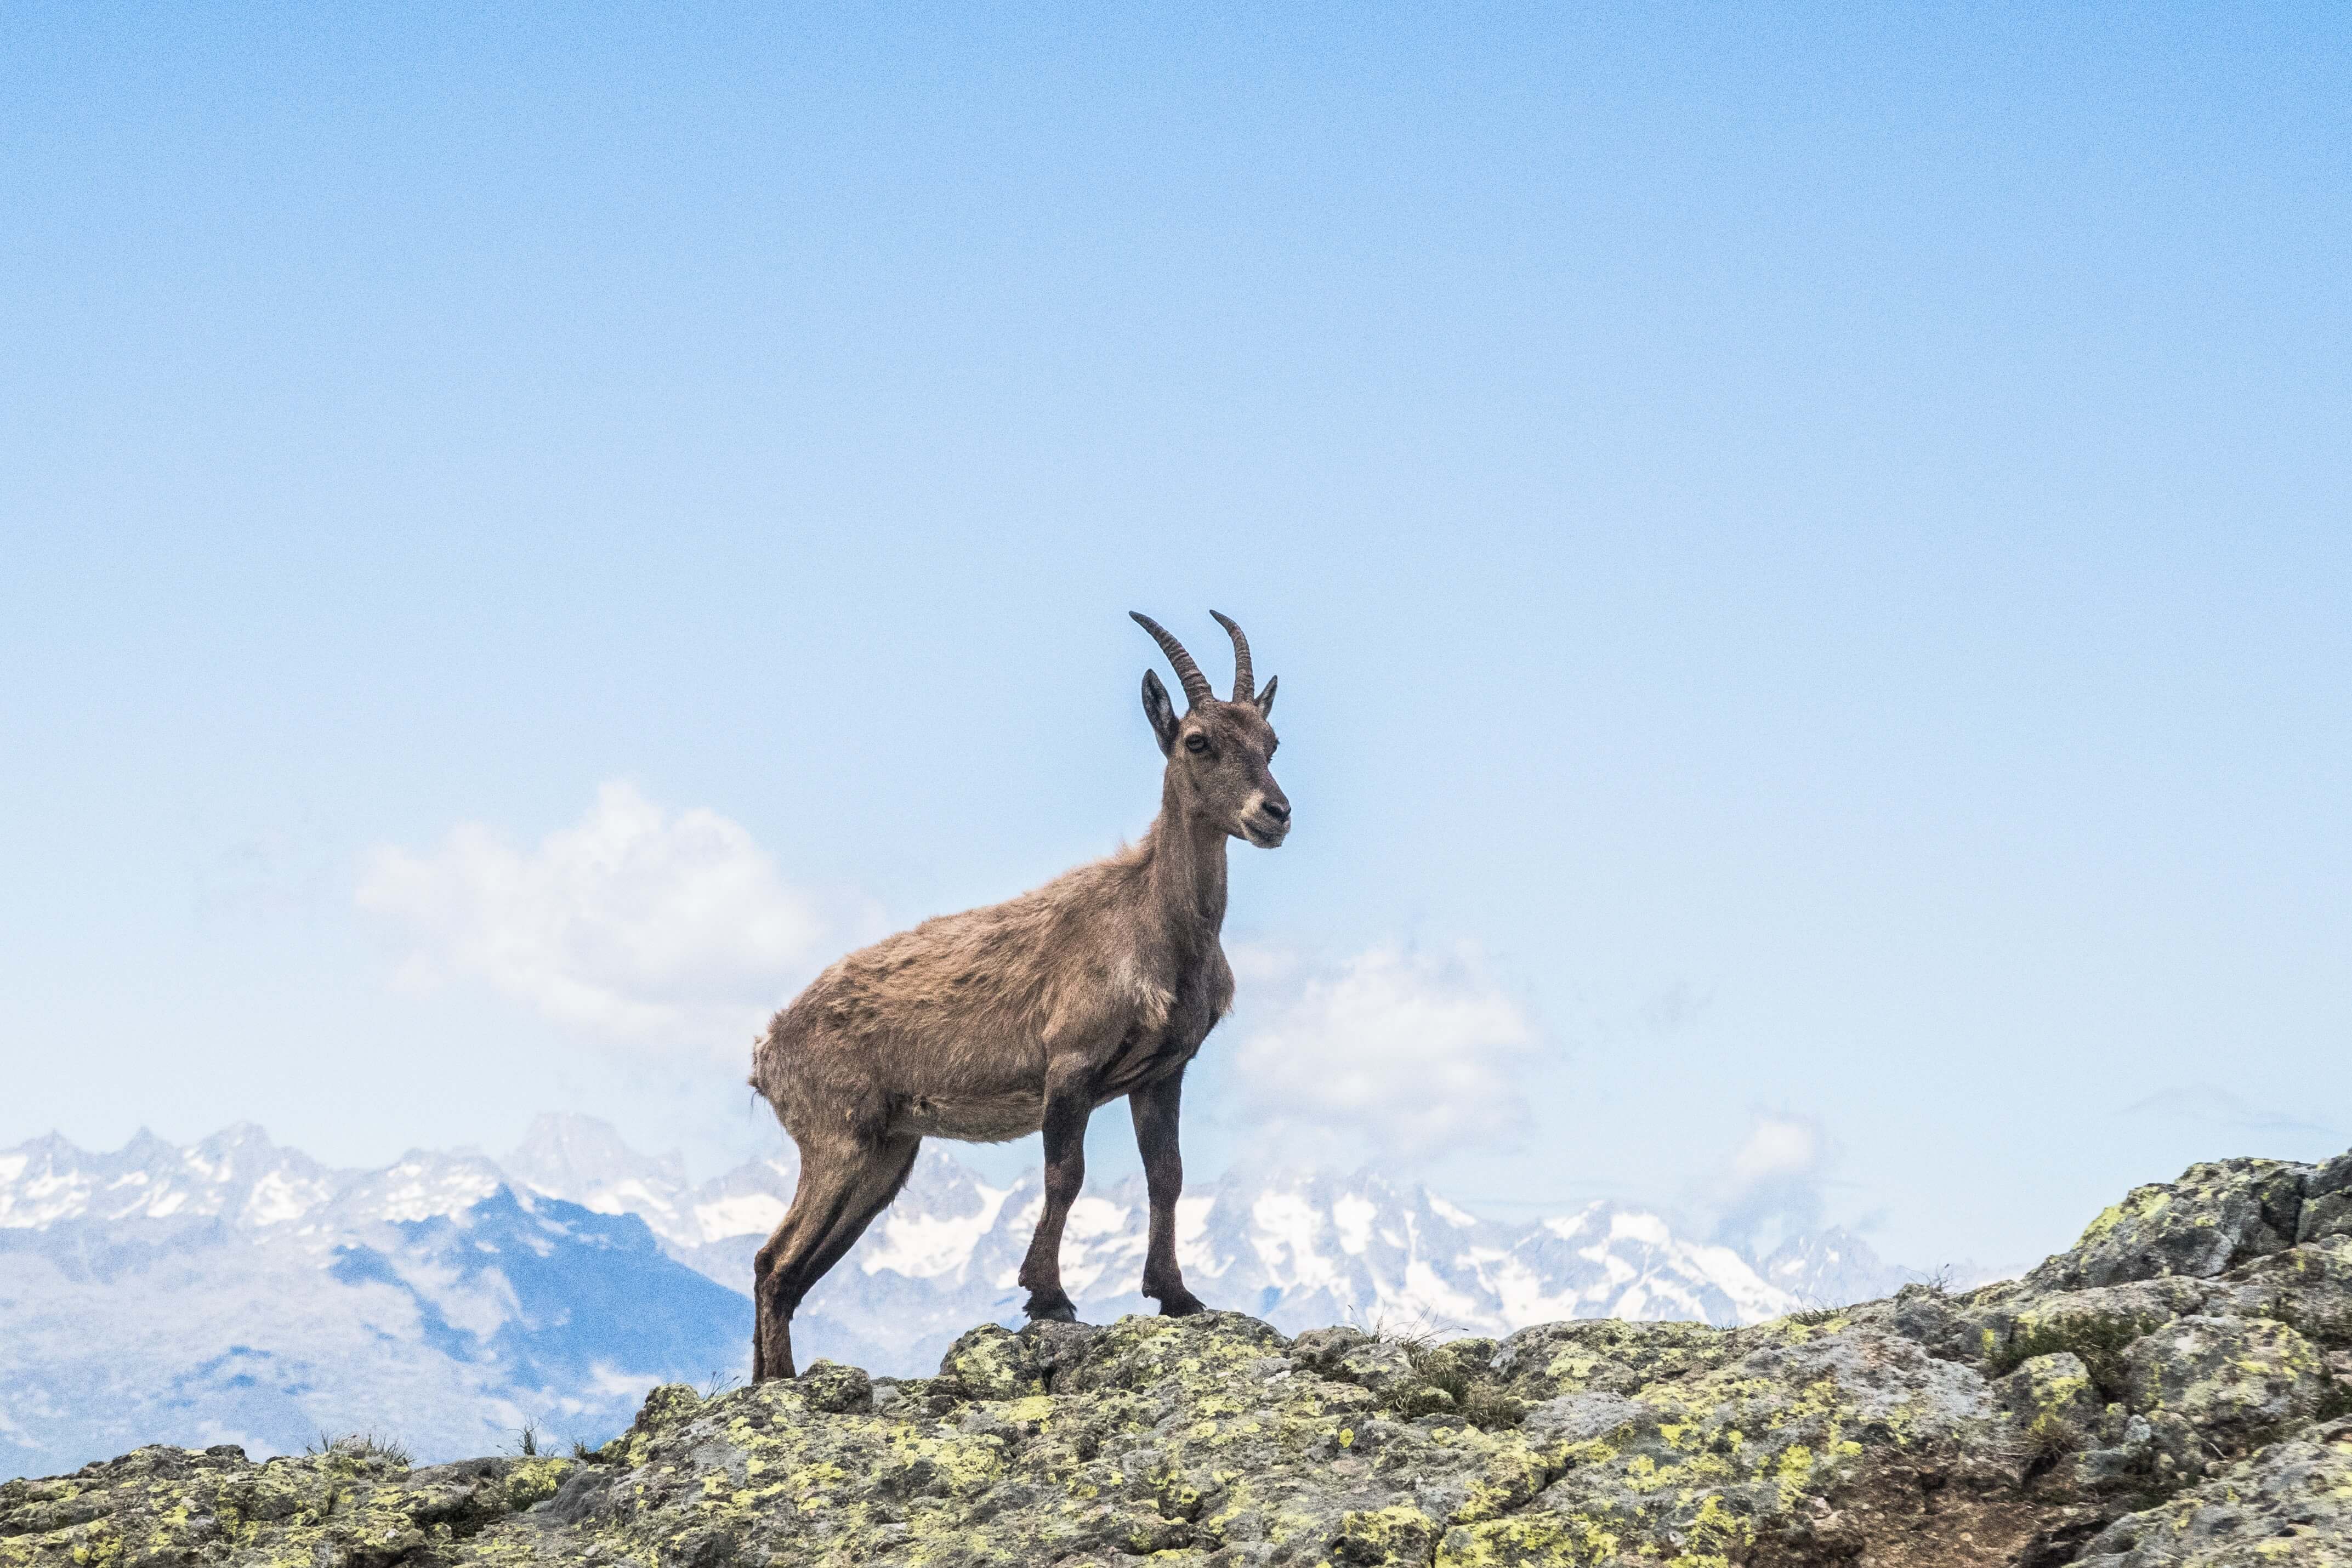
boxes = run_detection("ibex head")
[1131,611,1291,848]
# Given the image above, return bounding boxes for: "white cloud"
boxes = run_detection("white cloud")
[1228,943,1540,1159]
[1726,1114,1822,1191]
[1709,1111,1832,1253]
[357,782,859,1057]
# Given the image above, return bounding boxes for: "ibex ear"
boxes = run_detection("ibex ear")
[1141,669,1180,755]
[1253,674,1277,717]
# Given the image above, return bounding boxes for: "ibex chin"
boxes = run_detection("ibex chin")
[746,611,1289,1379]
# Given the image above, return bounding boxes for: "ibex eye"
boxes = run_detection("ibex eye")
[1184,734,1208,754]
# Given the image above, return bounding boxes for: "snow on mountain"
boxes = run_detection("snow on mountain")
[496,1116,1908,1360]
[500,1115,701,1243]
[1757,1226,1913,1308]
[0,1123,506,1237]
[0,1126,337,1231]
[0,1117,1912,1480]
[0,1127,742,1482]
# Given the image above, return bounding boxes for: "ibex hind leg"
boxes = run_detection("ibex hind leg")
[752,1131,921,1381]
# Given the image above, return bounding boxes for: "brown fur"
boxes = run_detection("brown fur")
[745,612,1289,1379]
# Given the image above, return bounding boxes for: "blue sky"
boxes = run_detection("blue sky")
[4,4,2347,1271]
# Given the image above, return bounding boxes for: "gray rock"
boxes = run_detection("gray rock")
[1993,1349,2103,1438]
[0,1442,576,1565]
[2118,1314,2332,1453]
[1288,1324,1417,1394]
[935,1321,1044,1399]
[1970,1273,2220,1392]
[2220,1233,2352,1350]
[793,1358,872,1414]
[1491,1314,1739,1399]
[2299,1152,2352,1245]
[2076,1416,2352,1566]
[2030,1157,2310,1291]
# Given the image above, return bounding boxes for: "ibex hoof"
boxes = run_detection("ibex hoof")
[1156,1291,1207,1317]
[1024,1293,1080,1323]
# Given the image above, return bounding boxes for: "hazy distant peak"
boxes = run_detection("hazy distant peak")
[506,1112,689,1188]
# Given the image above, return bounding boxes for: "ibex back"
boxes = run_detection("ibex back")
[747,611,1288,1379]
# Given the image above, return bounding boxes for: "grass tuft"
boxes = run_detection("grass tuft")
[1358,1322,1526,1430]
[2026,1414,2082,1465]
[305,1430,412,1468]
[1906,1264,1958,1298]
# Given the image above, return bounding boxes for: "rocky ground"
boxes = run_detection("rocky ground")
[5,1151,2350,1566]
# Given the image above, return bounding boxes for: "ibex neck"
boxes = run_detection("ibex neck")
[1142,799,1229,942]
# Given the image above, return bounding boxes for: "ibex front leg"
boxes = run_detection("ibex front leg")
[1017,1075,1093,1322]
[1130,1069,1206,1316]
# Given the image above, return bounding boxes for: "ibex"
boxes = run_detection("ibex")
[746,612,1289,1379]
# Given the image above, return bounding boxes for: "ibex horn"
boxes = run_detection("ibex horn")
[1130,612,1214,708]
[1208,610,1252,702]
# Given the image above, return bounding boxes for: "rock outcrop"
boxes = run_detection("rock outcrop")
[7,1151,2350,1566]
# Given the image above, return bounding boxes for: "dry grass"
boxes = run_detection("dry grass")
[1360,1320,1526,1430]
[305,1430,412,1467]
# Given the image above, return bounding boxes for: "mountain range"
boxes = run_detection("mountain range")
[0,1116,1924,1480]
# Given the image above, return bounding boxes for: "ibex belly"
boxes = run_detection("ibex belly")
[885,1090,1036,1142]
[877,962,1219,1141]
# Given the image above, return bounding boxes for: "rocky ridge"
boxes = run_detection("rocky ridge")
[6,1149,2350,1565]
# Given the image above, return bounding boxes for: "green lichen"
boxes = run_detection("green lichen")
[1440,1506,1623,1567]
[1335,1502,1439,1564]
[1985,1303,2157,1393]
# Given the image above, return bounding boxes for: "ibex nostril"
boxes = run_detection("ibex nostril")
[1262,799,1290,822]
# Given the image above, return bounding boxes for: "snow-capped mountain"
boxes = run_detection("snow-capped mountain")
[1757,1226,1912,1310]
[0,1126,743,1482]
[0,1118,1912,1481]
[496,1113,1912,1349]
